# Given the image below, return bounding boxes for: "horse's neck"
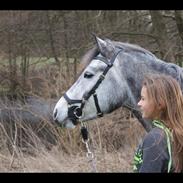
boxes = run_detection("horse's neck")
[119,57,183,106]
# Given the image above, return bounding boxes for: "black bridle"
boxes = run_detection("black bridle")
[64,49,123,125]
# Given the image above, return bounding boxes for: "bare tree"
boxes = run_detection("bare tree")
[45,11,61,68]
[0,10,182,99]
[174,10,183,46]
[149,10,175,62]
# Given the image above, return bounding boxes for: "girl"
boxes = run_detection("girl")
[133,74,183,173]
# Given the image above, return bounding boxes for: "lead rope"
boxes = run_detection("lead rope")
[80,121,97,172]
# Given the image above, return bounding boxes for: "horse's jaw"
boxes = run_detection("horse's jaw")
[54,116,76,129]
[64,119,76,129]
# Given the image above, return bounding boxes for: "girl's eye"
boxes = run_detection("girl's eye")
[84,72,94,78]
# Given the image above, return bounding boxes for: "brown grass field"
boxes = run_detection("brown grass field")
[0,107,145,172]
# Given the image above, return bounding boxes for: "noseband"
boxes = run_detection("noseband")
[64,49,123,125]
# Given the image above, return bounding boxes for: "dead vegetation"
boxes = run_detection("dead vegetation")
[0,64,146,172]
[0,106,145,172]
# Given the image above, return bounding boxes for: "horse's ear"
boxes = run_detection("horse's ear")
[94,36,107,53]
[94,36,107,49]
[93,35,115,59]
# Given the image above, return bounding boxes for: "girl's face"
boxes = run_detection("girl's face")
[138,86,160,120]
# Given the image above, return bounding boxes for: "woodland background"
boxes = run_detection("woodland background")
[0,10,182,172]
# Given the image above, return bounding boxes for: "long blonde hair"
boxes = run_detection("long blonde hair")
[143,73,183,172]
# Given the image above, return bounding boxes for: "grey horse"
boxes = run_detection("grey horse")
[53,36,183,132]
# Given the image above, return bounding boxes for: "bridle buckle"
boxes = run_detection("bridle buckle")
[73,106,84,119]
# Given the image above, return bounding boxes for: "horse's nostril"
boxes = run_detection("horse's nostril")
[54,109,58,119]
[54,118,59,124]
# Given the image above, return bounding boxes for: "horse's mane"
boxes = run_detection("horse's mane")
[79,40,157,70]
[112,41,157,59]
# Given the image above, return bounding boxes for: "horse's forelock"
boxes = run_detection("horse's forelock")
[80,45,99,65]
[77,45,99,74]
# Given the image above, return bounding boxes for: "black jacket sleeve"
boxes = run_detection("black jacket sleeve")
[139,128,169,173]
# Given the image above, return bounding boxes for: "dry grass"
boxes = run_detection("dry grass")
[0,107,145,172]
[0,146,133,172]
[0,64,146,172]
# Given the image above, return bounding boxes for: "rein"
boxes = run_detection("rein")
[63,48,123,126]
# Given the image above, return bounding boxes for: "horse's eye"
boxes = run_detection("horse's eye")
[84,72,94,78]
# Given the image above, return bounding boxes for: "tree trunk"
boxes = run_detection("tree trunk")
[45,11,61,68]
[62,13,70,83]
[149,11,175,63]
[174,10,183,47]
[8,28,18,95]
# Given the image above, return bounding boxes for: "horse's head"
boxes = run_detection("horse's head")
[53,36,129,128]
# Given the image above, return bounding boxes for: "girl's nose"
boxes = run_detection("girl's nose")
[137,100,141,107]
